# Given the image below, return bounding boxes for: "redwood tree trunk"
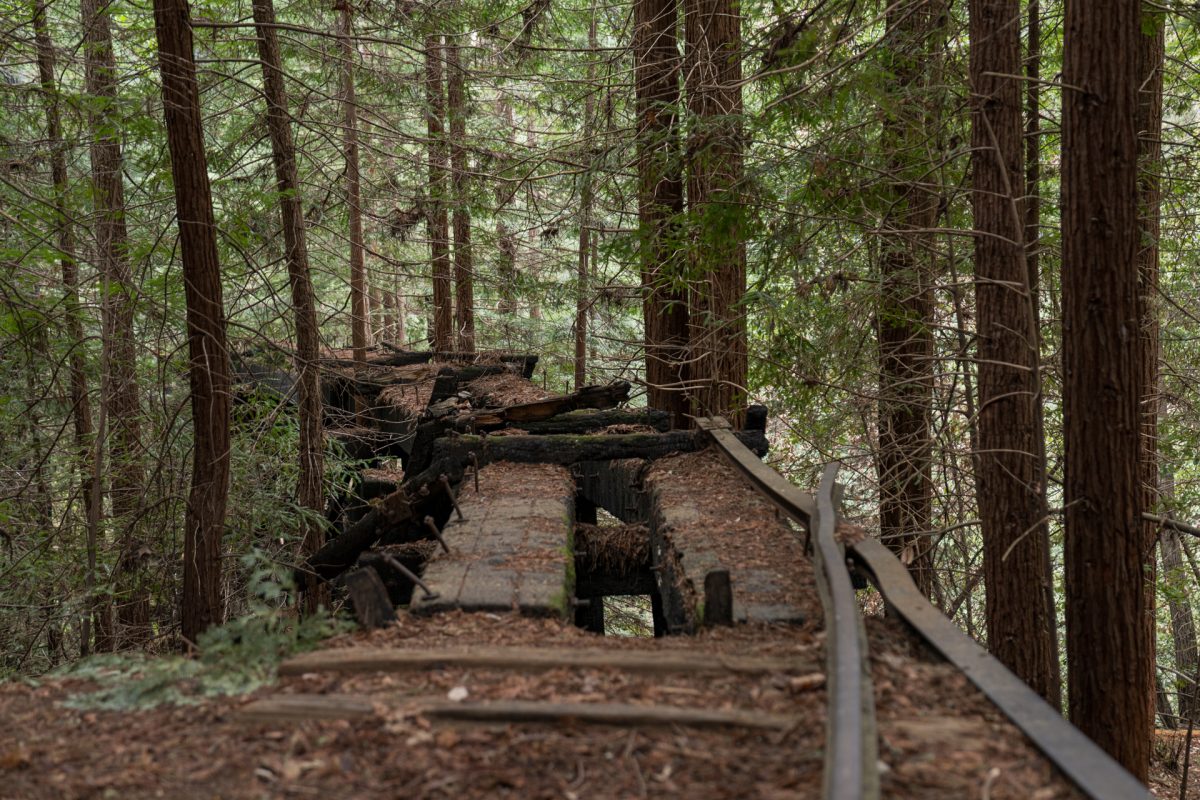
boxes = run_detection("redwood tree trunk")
[1062,0,1149,779]
[337,1,368,364]
[426,34,453,350]
[635,0,688,427]
[33,1,98,654]
[81,0,147,647]
[152,0,232,643]
[684,0,745,421]
[251,0,326,610]
[876,0,944,599]
[969,0,1060,705]
[447,39,474,352]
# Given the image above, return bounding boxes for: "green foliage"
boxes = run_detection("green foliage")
[55,552,350,710]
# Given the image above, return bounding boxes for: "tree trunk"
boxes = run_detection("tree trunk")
[1062,0,1149,780]
[635,0,688,427]
[152,0,233,643]
[337,1,368,364]
[876,0,944,600]
[80,0,147,647]
[426,34,453,350]
[1024,0,1062,702]
[33,0,99,656]
[1137,2,1166,752]
[575,14,597,391]
[969,0,1060,706]
[684,0,745,421]
[251,0,326,611]
[447,39,474,353]
[1162,527,1199,724]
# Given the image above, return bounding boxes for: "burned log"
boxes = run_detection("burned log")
[408,381,634,474]
[408,427,770,490]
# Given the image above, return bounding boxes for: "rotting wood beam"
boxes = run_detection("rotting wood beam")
[278,645,813,676]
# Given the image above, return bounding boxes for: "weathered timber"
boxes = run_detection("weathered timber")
[239,694,376,723]
[303,483,442,582]
[413,463,575,617]
[575,598,605,632]
[279,645,811,676]
[406,382,637,475]
[344,567,394,629]
[422,699,799,730]
[357,541,437,605]
[575,459,649,523]
[429,364,517,404]
[643,449,809,632]
[704,569,734,627]
[520,408,669,435]
[409,428,769,491]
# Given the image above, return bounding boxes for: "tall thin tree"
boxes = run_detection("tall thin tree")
[684,0,746,421]
[1062,0,1149,779]
[635,0,688,426]
[969,0,1060,704]
[575,13,597,390]
[447,38,474,352]
[32,0,99,655]
[80,0,147,647]
[336,0,368,364]
[251,0,326,609]
[876,0,946,598]
[152,0,232,644]
[426,33,453,351]
[1137,1,1166,751]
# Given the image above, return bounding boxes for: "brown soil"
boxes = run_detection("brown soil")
[866,614,1082,799]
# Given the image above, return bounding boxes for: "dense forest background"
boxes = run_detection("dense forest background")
[0,0,1197,779]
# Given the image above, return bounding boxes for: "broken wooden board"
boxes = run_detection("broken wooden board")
[278,645,814,677]
[239,694,376,723]
[239,693,799,731]
[420,699,800,731]
[644,451,817,632]
[411,463,575,617]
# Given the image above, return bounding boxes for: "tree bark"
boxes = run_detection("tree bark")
[447,39,474,353]
[969,0,1060,705]
[1062,0,1149,780]
[876,0,945,599]
[426,34,453,350]
[684,0,746,421]
[33,0,99,656]
[251,0,327,611]
[635,0,688,427]
[336,1,368,364]
[152,0,233,643]
[80,0,147,647]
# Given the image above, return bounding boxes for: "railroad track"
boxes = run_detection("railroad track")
[698,416,1151,800]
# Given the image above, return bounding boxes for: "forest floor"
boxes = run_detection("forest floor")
[0,609,1098,800]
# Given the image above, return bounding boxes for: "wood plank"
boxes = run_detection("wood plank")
[238,694,376,723]
[278,646,814,677]
[420,699,800,730]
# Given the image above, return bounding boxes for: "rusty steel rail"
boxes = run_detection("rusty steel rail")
[698,418,878,800]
